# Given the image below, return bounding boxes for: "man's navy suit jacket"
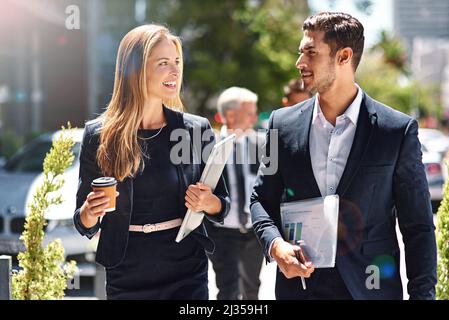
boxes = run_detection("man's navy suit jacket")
[250,91,437,300]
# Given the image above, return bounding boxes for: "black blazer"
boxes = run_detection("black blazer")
[73,106,230,268]
[250,91,437,300]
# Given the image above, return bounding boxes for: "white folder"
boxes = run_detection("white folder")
[175,133,236,243]
[280,195,339,268]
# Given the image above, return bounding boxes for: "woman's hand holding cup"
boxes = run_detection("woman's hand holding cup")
[80,177,119,228]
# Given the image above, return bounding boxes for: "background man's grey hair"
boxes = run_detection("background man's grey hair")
[217,86,258,120]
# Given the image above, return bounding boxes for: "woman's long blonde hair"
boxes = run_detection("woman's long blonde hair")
[97,24,184,181]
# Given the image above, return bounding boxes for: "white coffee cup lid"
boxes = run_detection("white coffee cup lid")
[91,177,117,187]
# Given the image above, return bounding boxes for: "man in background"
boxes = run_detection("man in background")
[282,78,312,107]
[206,86,264,300]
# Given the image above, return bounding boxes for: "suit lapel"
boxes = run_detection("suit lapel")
[336,92,377,196]
[164,106,191,212]
[295,98,322,198]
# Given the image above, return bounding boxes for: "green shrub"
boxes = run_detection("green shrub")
[12,123,78,300]
[437,161,449,300]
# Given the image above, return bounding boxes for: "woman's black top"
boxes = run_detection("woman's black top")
[132,126,180,224]
[105,126,208,300]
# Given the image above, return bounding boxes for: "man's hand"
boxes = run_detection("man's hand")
[271,239,315,279]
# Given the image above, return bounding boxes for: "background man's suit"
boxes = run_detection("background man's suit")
[205,129,265,299]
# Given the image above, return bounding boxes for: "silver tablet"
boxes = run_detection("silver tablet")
[175,133,236,243]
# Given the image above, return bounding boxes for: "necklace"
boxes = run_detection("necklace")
[138,126,164,140]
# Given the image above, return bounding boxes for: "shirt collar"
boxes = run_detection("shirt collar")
[220,125,228,138]
[220,125,248,146]
[312,84,363,126]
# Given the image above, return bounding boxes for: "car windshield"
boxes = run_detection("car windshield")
[3,139,80,173]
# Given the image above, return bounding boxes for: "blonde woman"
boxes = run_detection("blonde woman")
[73,25,230,300]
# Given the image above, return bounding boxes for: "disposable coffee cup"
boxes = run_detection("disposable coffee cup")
[91,177,117,212]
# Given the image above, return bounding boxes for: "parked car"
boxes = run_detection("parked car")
[421,143,445,212]
[418,128,449,159]
[417,128,449,212]
[0,129,97,276]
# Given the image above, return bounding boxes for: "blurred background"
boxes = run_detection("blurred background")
[0,0,448,299]
[1,0,448,140]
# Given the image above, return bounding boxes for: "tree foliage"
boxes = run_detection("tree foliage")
[144,0,310,115]
[12,123,77,300]
[371,30,409,75]
[437,164,449,300]
[357,43,440,117]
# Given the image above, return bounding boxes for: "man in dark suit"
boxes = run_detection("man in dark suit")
[250,12,437,300]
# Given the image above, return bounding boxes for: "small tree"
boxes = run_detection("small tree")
[12,123,78,300]
[436,160,449,300]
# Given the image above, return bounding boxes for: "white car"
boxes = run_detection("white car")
[418,128,449,159]
[0,129,96,276]
[421,144,445,212]
[418,129,449,211]
[418,128,449,212]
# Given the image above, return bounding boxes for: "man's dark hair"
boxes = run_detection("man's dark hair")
[303,12,365,71]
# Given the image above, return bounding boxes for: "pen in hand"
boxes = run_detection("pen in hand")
[294,240,307,290]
